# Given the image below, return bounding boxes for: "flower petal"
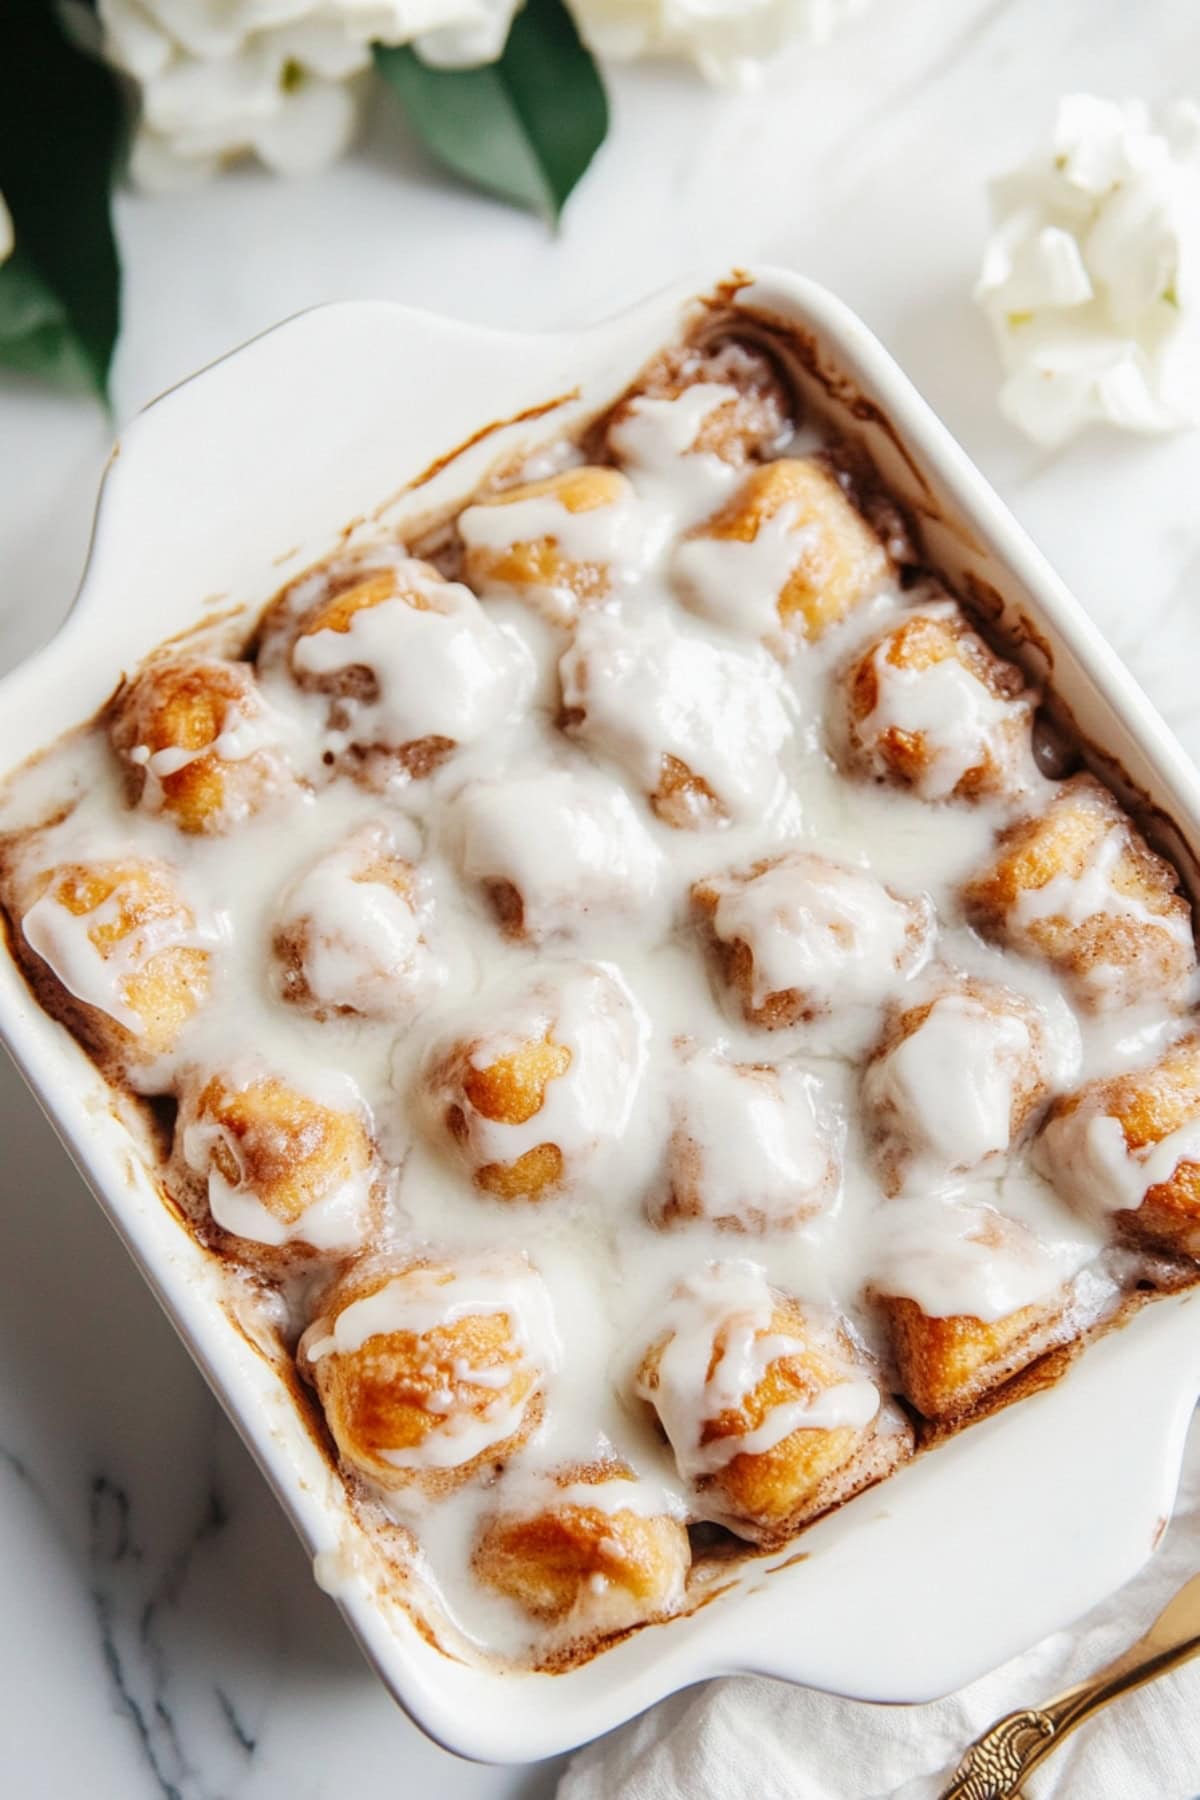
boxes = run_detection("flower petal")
[977,92,1200,446]
[252,72,362,172]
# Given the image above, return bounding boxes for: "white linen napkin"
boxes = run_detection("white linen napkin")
[559,1410,1200,1800]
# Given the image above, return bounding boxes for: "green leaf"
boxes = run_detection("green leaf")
[0,0,125,400]
[375,0,608,223]
[0,248,98,392]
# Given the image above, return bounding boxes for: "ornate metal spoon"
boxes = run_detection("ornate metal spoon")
[940,1569,1200,1798]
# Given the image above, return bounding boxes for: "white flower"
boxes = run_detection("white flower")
[99,0,523,189]
[976,94,1200,449]
[0,194,12,266]
[571,0,866,85]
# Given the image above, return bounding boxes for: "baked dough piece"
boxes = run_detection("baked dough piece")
[962,774,1197,1011]
[273,819,441,1021]
[110,657,294,835]
[863,977,1053,1196]
[692,850,933,1032]
[871,1199,1083,1420]
[299,1254,557,1495]
[560,610,791,829]
[266,552,522,783]
[674,458,891,649]
[473,1462,689,1645]
[459,467,646,624]
[634,1261,911,1545]
[604,337,792,470]
[651,1046,837,1232]
[174,1062,380,1264]
[454,767,660,944]
[838,601,1037,802]
[17,856,213,1072]
[419,963,646,1203]
[882,1292,1073,1422]
[1037,1033,1200,1256]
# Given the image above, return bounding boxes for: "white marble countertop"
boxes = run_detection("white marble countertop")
[3,2,1200,1792]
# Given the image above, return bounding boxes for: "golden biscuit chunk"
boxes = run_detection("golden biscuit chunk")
[433,1030,572,1202]
[268,554,516,784]
[881,1291,1071,1422]
[110,657,291,835]
[690,1305,864,1529]
[604,337,793,468]
[176,1068,377,1258]
[463,1034,573,1124]
[286,558,453,781]
[298,1257,553,1494]
[421,966,642,1203]
[654,1050,836,1233]
[295,565,437,639]
[652,753,726,830]
[636,1270,909,1545]
[1038,1034,1200,1256]
[561,662,733,829]
[864,977,1052,1196]
[840,604,1036,801]
[273,822,439,1022]
[559,610,792,832]
[962,774,1197,1011]
[473,1462,690,1641]
[692,850,932,1031]
[460,467,633,621]
[455,767,661,945]
[683,458,890,644]
[19,858,210,1067]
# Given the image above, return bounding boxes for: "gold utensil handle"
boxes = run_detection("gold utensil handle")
[939,1707,1060,1799]
[940,1568,1200,1799]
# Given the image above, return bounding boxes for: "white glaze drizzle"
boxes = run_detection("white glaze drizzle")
[21,875,223,1035]
[1036,1100,1200,1217]
[673,501,807,641]
[274,818,443,1017]
[864,990,1043,1187]
[179,1061,376,1252]
[660,1047,836,1228]
[636,1261,879,1482]
[1011,817,1195,1005]
[420,962,648,1188]
[870,1195,1101,1321]
[291,561,527,752]
[117,654,299,825]
[454,766,663,942]
[458,478,663,620]
[206,1163,368,1250]
[129,703,280,784]
[305,1259,558,1469]
[853,608,1033,799]
[704,851,932,1030]
[304,1258,557,1362]
[608,384,738,466]
[560,610,793,822]
[544,1474,688,1520]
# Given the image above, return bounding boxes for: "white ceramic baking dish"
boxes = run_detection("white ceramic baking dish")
[1,268,1198,1764]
